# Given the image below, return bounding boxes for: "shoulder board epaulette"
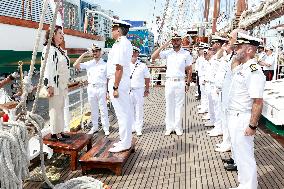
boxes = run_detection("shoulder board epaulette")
[249,64,258,72]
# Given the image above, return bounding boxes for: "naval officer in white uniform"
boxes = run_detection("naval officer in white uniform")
[130,46,151,136]
[227,33,265,189]
[151,32,193,136]
[107,20,133,153]
[73,44,110,136]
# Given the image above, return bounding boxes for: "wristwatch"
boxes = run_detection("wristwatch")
[8,74,15,80]
[113,86,118,91]
[249,124,257,130]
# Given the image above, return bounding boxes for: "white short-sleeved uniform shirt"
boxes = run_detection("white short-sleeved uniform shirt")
[80,58,107,85]
[159,48,192,78]
[263,54,274,71]
[221,53,235,110]
[130,60,150,88]
[196,56,207,80]
[214,53,232,89]
[107,36,133,86]
[227,59,266,112]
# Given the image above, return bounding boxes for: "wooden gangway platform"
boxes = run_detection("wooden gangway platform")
[24,87,284,189]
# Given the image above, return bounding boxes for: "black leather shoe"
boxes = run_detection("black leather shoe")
[49,134,67,142]
[58,137,66,141]
[60,133,70,138]
[224,164,237,171]
[221,158,234,164]
[49,134,58,141]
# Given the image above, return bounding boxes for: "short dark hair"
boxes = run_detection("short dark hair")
[43,25,63,46]
[119,27,129,36]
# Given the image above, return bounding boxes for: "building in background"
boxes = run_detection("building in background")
[124,20,154,55]
[80,0,113,38]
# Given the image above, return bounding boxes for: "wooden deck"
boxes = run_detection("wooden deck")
[24,87,284,189]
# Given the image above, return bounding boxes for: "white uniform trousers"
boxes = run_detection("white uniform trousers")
[199,77,208,111]
[130,88,145,133]
[211,87,222,131]
[227,111,257,189]
[165,80,185,132]
[220,110,231,148]
[205,82,215,124]
[87,85,110,132]
[49,89,67,134]
[108,80,132,148]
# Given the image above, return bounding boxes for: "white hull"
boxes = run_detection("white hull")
[0,23,105,52]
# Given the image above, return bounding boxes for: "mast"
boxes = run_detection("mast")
[233,0,247,29]
[204,0,210,22]
[212,0,220,33]
[21,0,25,19]
[236,0,247,16]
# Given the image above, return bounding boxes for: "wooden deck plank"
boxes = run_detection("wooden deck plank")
[23,87,284,189]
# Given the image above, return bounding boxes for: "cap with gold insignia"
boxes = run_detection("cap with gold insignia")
[265,45,274,51]
[171,32,182,39]
[91,43,102,51]
[112,19,131,29]
[234,33,263,47]
[211,35,228,43]
[133,46,141,53]
[199,42,209,49]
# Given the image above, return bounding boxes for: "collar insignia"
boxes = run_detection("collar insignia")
[249,64,258,72]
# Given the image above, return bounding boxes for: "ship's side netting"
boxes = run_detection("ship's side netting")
[0,0,23,19]
[0,0,54,24]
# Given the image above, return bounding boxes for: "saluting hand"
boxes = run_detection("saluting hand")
[161,39,171,49]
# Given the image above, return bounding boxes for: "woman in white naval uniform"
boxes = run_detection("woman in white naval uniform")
[151,32,193,136]
[42,25,71,141]
[73,44,110,136]
[228,33,265,189]
[130,46,150,136]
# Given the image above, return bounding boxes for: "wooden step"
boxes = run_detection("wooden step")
[43,132,93,171]
[79,138,136,176]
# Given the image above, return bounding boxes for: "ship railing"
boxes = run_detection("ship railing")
[64,81,89,131]
[148,65,167,87]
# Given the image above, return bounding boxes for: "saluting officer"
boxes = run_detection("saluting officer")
[151,32,193,136]
[130,46,151,136]
[196,42,209,114]
[227,33,265,189]
[206,35,228,137]
[107,20,133,153]
[73,44,110,136]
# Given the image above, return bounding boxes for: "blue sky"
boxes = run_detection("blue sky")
[92,0,162,23]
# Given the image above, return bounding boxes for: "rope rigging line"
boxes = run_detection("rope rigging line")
[157,0,171,43]
[15,0,50,116]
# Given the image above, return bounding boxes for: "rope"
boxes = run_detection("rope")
[54,176,106,189]
[15,0,50,115]
[0,121,29,189]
